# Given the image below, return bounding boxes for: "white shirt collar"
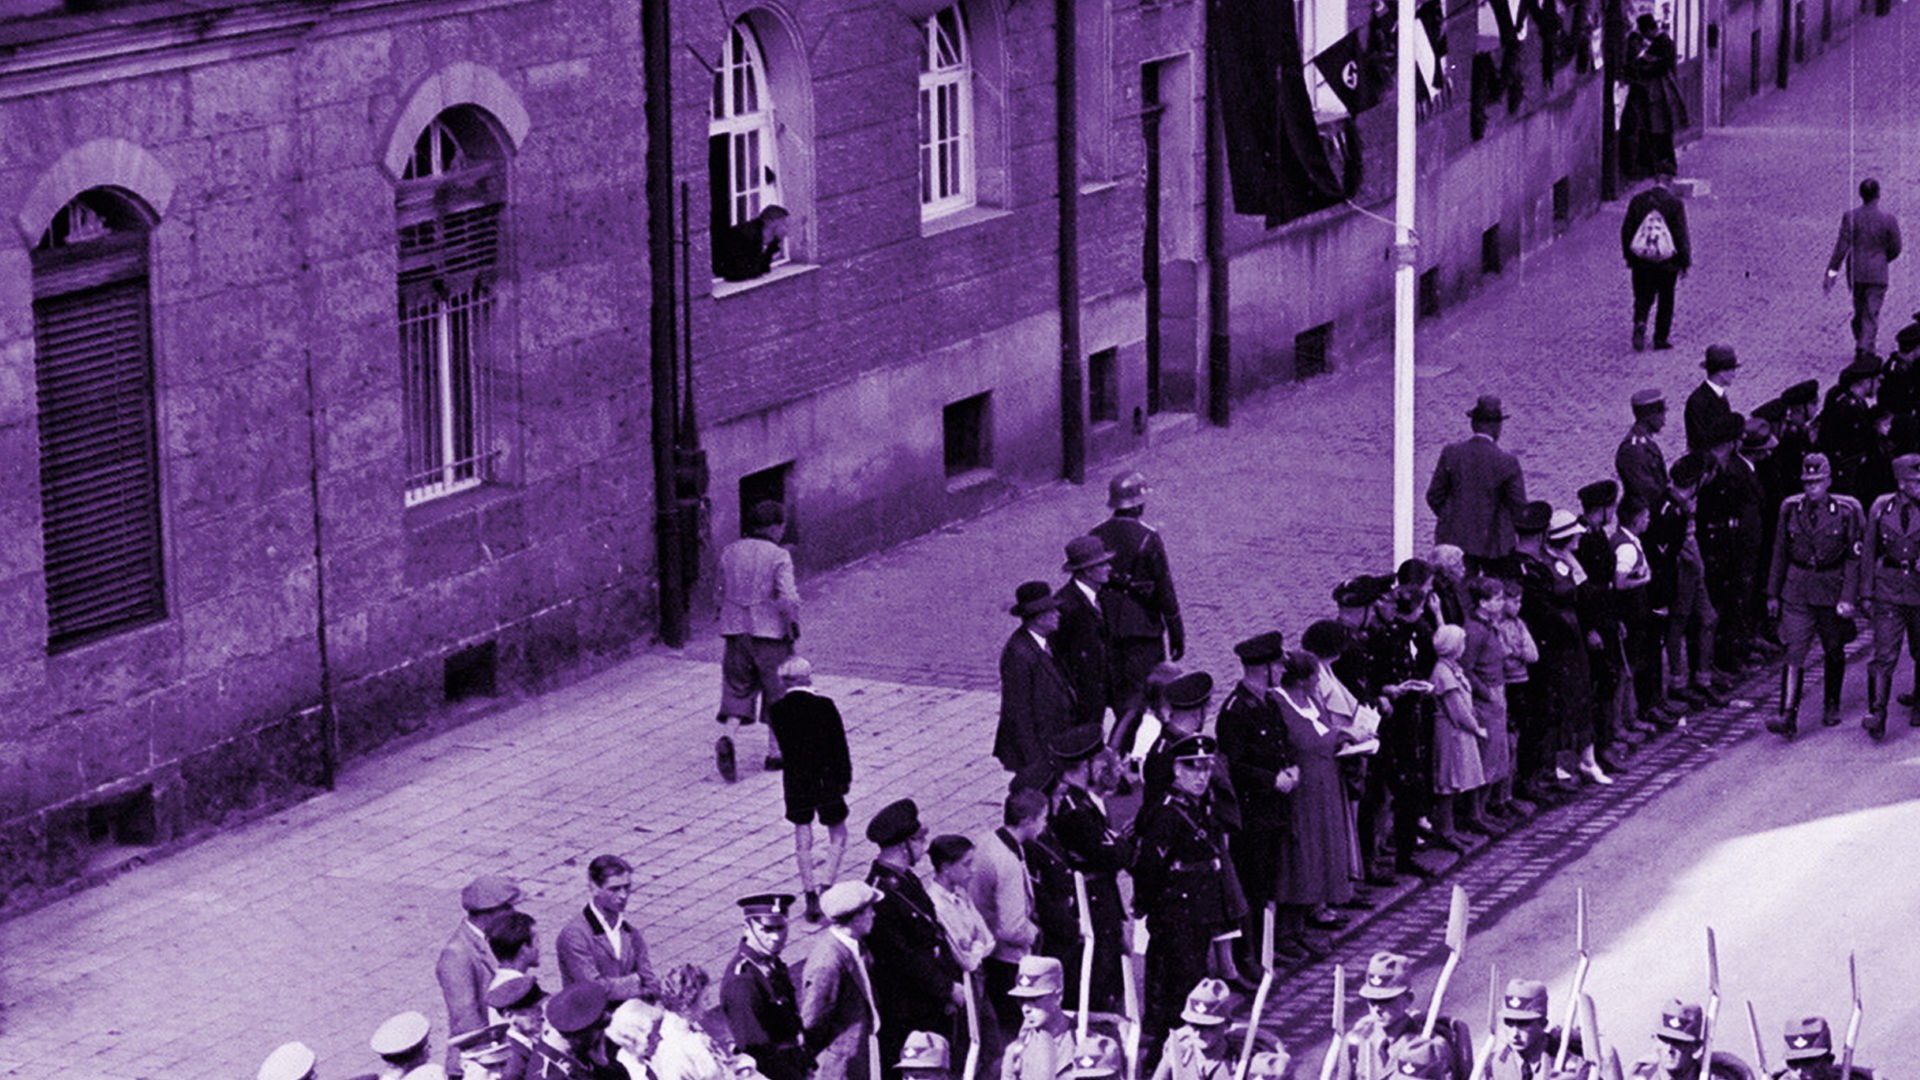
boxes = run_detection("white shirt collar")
[1074,578,1100,607]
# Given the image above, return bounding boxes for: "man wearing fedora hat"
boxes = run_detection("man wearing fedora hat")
[997,582,1078,790]
[866,799,966,1080]
[1685,346,1739,453]
[717,499,802,781]
[1818,354,1882,499]
[1092,471,1187,722]
[1428,395,1530,572]
[1000,956,1076,1080]
[1775,1016,1874,1080]
[1056,536,1118,733]
[1044,726,1129,1013]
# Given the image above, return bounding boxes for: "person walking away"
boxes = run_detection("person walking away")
[1859,453,1920,740]
[766,657,852,923]
[1427,395,1529,572]
[717,500,801,781]
[1826,178,1902,353]
[1765,453,1864,737]
[1622,170,1691,351]
[1092,471,1186,721]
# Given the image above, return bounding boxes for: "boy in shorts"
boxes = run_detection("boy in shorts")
[767,656,853,923]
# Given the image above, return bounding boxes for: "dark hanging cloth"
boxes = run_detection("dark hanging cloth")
[1487,0,1529,110]
[1416,1,1450,102]
[1209,0,1347,225]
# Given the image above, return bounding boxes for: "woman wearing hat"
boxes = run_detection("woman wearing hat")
[1269,650,1359,947]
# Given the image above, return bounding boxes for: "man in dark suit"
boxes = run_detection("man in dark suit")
[1826,177,1903,352]
[1054,536,1115,731]
[1427,394,1529,572]
[1091,471,1185,721]
[995,581,1076,790]
[1684,344,1739,453]
[1697,413,1767,674]
[864,800,964,1080]
[1622,170,1692,351]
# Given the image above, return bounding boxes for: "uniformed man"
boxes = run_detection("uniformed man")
[1881,323,1920,422]
[1860,452,1920,739]
[1093,471,1187,720]
[1133,735,1247,1060]
[1574,479,1635,771]
[1629,1001,1733,1080]
[1697,412,1765,675]
[1776,381,1821,487]
[1818,354,1882,499]
[899,1031,956,1080]
[373,1012,435,1080]
[1149,979,1235,1080]
[483,975,548,1080]
[721,893,810,1080]
[1773,1016,1873,1080]
[867,799,967,1080]
[543,982,621,1080]
[1618,389,1671,510]
[1486,979,1592,1080]
[1764,453,1865,736]
[1002,956,1078,1080]
[1387,1036,1456,1080]
[1215,630,1305,963]
[258,1042,318,1080]
[1066,1034,1126,1080]
[1140,671,1227,809]
[1046,725,1131,1013]
[1346,952,1457,1080]
[1245,1051,1293,1080]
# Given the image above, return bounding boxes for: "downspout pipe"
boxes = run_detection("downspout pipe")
[1056,0,1085,483]
[645,0,689,646]
[1204,48,1230,426]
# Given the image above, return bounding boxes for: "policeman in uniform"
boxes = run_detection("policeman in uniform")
[1487,979,1593,1080]
[1859,452,1920,739]
[1132,735,1247,1062]
[258,1043,318,1080]
[1092,471,1187,720]
[1149,979,1235,1080]
[1618,389,1671,510]
[1347,952,1457,1080]
[1773,1016,1873,1080]
[1141,672,1228,809]
[1818,354,1882,500]
[1764,453,1865,737]
[867,799,966,1080]
[1215,631,1304,963]
[720,893,810,1080]
[1002,956,1078,1080]
[1046,726,1131,1013]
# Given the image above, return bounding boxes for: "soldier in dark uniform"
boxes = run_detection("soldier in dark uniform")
[1881,323,1920,424]
[1777,381,1821,486]
[1752,401,1796,632]
[1773,1016,1874,1080]
[720,894,811,1080]
[1574,480,1634,772]
[1764,453,1864,737]
[1140,672,1227,810]
[1214,630,1305,963]
[1618,388,1671,510]
[1818,354,1882,500]
[1092,471,1186,722]
[1132,734,1247,1064]
[1860,453,1920,739]
[1697,413,1765,674]
[1042,725,1130,1014]
[1331,575,1396,882]
[865,799,966,1080]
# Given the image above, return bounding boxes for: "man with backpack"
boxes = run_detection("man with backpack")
[1622,170,1692,352]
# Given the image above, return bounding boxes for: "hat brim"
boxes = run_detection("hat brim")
[1500,1009,1546,1022]
[1064,552,1116,572]
[1066,1068,1121,1079]
[1181,1011,1228,1026]
[1012,596,1064,617]
[1781,1048,1831,1063]
[1358,985,1410,1001]
[1656,1033,1703,1046]
[1008,984,1062,998]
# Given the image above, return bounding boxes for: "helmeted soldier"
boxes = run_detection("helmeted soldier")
[1859,452,1920,739]
[1346,953,1461,1080]
[1092,471,1186,721]
[1149,979,1236,1080]
[720,893,810,1080]
[1773,1016,1873,1080]
[1818,354,1882,499]
[1618,389,1672,510]
[1764,453,1865,736]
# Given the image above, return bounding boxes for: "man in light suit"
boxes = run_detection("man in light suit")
[556,854,660,1004]
[1826,177,1903,352]
[801,881,882,1080]
[436,874,520,1080]
[718,499,802,781]
[1426,394,1529,572]
[995,581,1077,790]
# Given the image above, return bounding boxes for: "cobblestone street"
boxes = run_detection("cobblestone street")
[3,10,1919,1077]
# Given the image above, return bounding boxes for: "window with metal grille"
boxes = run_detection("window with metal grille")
[919,5,975,218]
[709,21,785,276]
[30,190,166,652]
[398,110,504,505]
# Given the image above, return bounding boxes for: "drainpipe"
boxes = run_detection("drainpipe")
[1203,51,1231,426]
[645,0,689,646]
[1601,0,1624,201]
[1056,0,1085,483]
[301,349,339,791]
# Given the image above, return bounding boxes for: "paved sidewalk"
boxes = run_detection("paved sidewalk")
[2,12,1917,1078]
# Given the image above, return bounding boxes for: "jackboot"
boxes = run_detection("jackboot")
[1865,671,1891,742]
[1767,665,1802,740]
[1823,654,1846,726]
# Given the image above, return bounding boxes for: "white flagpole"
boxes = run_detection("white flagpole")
[1392,0,1419,566]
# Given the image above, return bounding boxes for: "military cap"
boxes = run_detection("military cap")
[820,880,883,920]
[1358,951,1413,999]
[547,983,610,1035]
[1011,580,1063,618]
[1841,351,1882,384]
[1389,1037,1451,1079]
[1782,1017,1833,1062]
[460,874,521,913]
[897,1031,953,1070]
[370,1011,431,1057]
[1245,1051,1293,1080]
[1008,955,1067,997]
[1577,480,1619,510]
[1742,416,1778,453]
[867,798,924,846]
[1108,471,1150,509]
[1546,509,1585,542]
[1049,724,1105,762]
[1500,979,1549,1021]
[1469,394,1508,422]
[1065,1034,1125,1078]
[1170,733,1218,763]
[1706,410,1746,448]
[1656,1001,1706,1044]
[1670,454,1706,488]
[1752,398,1788,426]
[1514,500,1554,534]
[1802,452,1833,482]
[1782,379,1821,407]
[1233,630,1287,665]
[1702,344,1740,372]
[1064,535,1114,573]
[402,1068,449,1080]
[737,893,795,922]
[1894,453,1920,483]
[1898,323,1920,352]
[1166,671,1215,710]
[1630,388,1665,412]
[486,973,548,1012]
[258,1042,317,1080]
[1333,574,1395,608]
[1182,978,1233,1025]
[1301,619,1352,659]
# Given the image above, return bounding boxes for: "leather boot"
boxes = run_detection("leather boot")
[1768,665,1802,739]
[1865,672,1890,742]
[1823,654,1846,726]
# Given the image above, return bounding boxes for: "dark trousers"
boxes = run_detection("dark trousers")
[1142,917,1210,1063]
[1631,265,1679,344]
[1108,637,1167,730]
[1852,282,1888,352]
[1624,598,1665,716]
[981,957,1023,1046]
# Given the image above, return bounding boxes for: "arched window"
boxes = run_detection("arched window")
[397,106,507,505]
[919,4,975,218]
[30,188,165,651]
[710,21,786,279]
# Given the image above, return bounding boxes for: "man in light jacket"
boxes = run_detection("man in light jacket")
[970,788,1047,1046]
[1826,177,1903,352]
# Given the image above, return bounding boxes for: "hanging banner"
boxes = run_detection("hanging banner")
[1208,0,1348,223]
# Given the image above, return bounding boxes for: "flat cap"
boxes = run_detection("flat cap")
[1514,500,1554,534]
[370,1011,431,1057]
[1782,379,1820,407]
[867,798,924,846]
[547,983,610,1035]
[460,874,521,913]
[1048,724,1105,763]
[486,974,548,1012]
[1233,631,1287,665]
[1630,388,1666,410]
[1500,979,1549,1021]
[258,1042,317,1080]
[1702,344,1739,372]
[1577,480,1619,510]
[820,880,883,920]
[1165,671,1214,709]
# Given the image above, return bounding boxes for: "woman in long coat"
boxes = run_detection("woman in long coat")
[1621,14,1689,177]
[1271,651,1355,918]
